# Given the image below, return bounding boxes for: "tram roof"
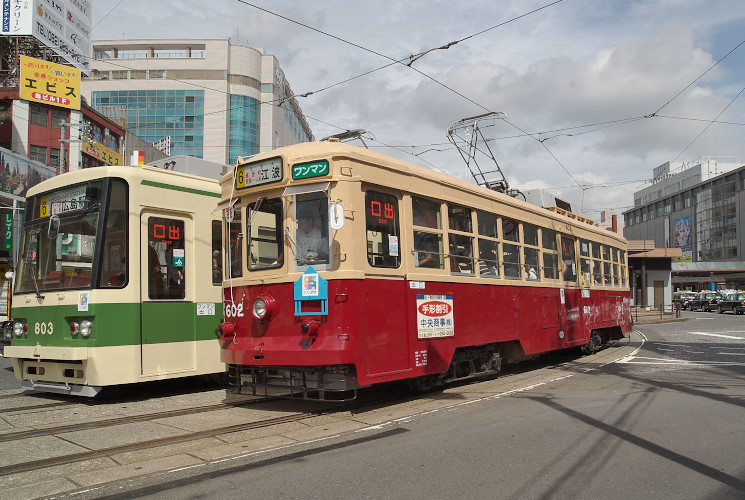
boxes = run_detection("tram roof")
[225,141,627,245]
[26,164,219,199]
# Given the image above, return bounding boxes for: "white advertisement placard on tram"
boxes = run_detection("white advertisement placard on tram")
[416,294,455,339]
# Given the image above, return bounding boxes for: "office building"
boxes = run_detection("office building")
[623,156,745,290]
[83,39,314,165]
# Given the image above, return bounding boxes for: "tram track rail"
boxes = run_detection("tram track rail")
[0,400,74,414]
[0,394,389,477]
[0,340,631,479]
[0,396,272,443]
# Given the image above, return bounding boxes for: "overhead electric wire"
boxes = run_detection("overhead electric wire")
[672,85,745,162]
[651,39,745,116]
[236,0,585,193]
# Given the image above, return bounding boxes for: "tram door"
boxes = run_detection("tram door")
[561,236,583,344]
[140,213,197,375]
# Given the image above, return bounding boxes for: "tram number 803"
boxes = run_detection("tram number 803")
[34,322,54,335]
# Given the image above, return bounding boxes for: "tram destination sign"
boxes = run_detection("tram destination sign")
[292,160,329,180]
[235,157,283,189]
[40,186,89,217]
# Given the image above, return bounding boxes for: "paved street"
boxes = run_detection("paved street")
[1,311,744,499]
[116,315,745,500]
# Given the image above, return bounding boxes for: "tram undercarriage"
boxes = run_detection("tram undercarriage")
[231,330,622,401]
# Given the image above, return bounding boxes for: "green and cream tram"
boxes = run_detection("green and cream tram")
[4,165,225,396]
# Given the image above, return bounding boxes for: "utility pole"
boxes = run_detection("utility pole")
[58,122,91,173]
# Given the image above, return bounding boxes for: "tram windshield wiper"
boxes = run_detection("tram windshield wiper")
[26,260,44,300]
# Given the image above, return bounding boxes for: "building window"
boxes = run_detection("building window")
[30,104,48,126]
[29,145,48,164]
[50,148,62,169]
[51,108,67,129]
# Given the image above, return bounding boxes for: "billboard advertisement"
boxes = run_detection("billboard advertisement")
[1,0,92,72]
[20,55,81,110]
[0,146,56,199]
[673,216,692,262]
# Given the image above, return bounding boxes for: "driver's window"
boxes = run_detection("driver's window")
[294,193,329,266]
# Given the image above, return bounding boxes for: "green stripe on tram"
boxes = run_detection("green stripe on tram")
[10,302,223,347]
[140,180,221,198]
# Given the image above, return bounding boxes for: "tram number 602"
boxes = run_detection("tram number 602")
[225,302,244,318]
[34,322,54,335]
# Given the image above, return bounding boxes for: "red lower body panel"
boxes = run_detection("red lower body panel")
[221,279,631,386]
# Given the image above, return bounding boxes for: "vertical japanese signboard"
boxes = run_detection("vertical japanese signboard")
[3,213,12,251]
[20,55,81,110]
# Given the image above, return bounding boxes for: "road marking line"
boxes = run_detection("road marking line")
[656,348,675,352]
[617,355,745,366]
[715,352,745,356]
[689,332,745,340]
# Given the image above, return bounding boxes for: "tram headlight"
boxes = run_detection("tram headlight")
[252,294,276,321]
[13,322,26,337]
[80,320,92,337]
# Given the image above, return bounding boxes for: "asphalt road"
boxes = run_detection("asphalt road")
[109,310,745,500]
[0,345,19,392]
[3,309,745,499]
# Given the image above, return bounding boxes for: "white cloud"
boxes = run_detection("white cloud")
[91,0,745,217]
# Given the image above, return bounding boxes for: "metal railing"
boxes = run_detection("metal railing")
[632,304,680,322]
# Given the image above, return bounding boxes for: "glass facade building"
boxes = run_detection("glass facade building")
[624,158,745,290]
[228,94,260,164]
[93,90,206,158]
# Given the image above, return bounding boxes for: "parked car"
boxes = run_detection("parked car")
[673,291,697,310]
[717,292,745,314]
[690,292,722,312]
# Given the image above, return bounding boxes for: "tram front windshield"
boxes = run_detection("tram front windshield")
[15,179,127,293]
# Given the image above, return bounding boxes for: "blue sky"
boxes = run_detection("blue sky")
[90,0,745,217]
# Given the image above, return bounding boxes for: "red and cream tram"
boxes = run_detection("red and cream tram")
[218,141,631,399]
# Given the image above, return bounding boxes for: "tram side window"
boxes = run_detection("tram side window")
[613,263,620,286]
[414,230,443,269]
[592,242,603,284]
[478,239,500,277]
[542,229,559,280]
[477,211,498,238]
[579,240,591,287]
[502,217,520,242]
[620,250,627,286]
[365,191,400,268]
[227,207,243,278]
[211,220,222,284]
[503,243,521,279]
[561,237,577,282]
[413,197,443,269]
[449,234,474,274]
[524,247,540,280]
[523,223,540,281]
[295,193,329,266]
[147,217,185,300]
[99,179,128,288]
[603,261,612,285]
[413,197,441,229]
[448,205,472,232]
[248,197,283,270]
